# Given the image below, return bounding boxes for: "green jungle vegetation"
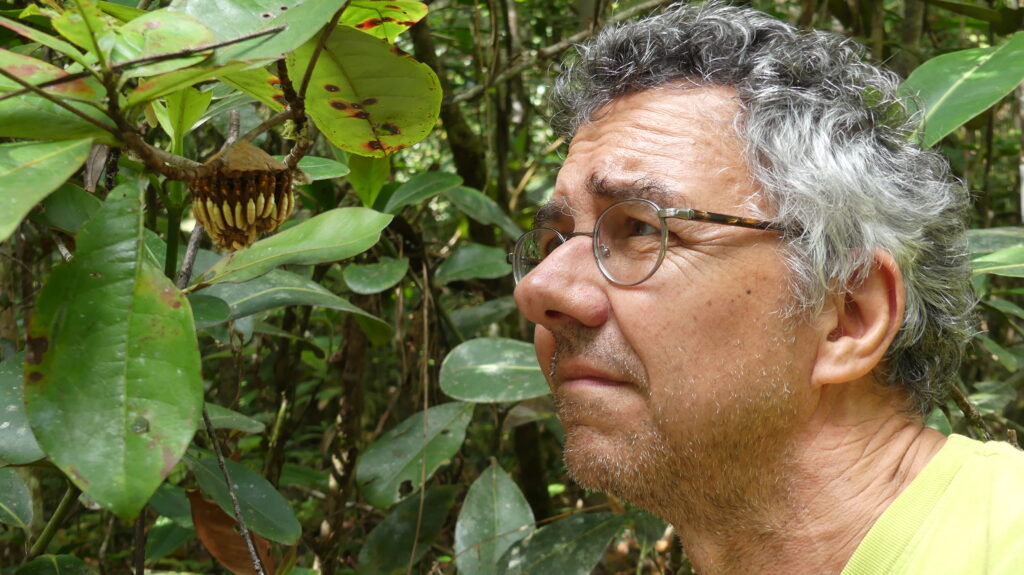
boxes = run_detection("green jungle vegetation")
[0,0,1022,573]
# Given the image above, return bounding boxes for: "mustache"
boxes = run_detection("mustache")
[548,324,648,387]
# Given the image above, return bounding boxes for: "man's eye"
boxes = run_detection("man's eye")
[627,219,660,236]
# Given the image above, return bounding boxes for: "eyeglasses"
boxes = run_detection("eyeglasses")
[509,198,789,286]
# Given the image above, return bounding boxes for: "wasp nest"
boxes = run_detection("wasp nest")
[189,141,294,251]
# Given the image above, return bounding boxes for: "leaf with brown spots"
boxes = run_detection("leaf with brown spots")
[340,0,428,43]
[188,490,276,575]
[0,49,98,99]
[286,25,440,157]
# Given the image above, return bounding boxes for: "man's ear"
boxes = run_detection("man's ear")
[811,250,905,387]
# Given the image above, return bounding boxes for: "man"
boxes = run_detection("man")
[509,2,1024,574]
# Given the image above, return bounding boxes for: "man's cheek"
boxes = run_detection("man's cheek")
[533,326,556,384]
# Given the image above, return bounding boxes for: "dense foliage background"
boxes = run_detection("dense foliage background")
[0,0,1022,573]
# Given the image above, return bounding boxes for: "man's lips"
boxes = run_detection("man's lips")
[554,362,632,388]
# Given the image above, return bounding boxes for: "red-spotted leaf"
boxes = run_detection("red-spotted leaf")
[0,49,98,99]
[286,25,441,157]
[340,0,428,43]
[24,182,203,521]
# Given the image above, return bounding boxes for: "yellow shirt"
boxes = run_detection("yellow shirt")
[840,434,1024,575]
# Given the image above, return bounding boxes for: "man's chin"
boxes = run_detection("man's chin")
[561,426,670,508]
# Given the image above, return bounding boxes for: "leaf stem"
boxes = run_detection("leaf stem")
[28,482,81,559]
[202,408,267,575]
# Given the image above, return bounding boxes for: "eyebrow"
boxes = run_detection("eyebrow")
[533,174,678,227]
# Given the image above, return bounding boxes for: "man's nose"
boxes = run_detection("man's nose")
[513,236,609,331]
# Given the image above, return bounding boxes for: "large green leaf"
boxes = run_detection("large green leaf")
[455,463,535,575]
[110,9,214,79]
[339,0,428,43]
[24,183,204,521]
[0,139,92,248]
[51,0,116,65]
[356,401,474,509]
[287,24,441,157]
[973,246,1024,277]
[434,243,512,285]
[357,486,457,575]
[0,467,33,529]
[967,227,1024,254]
[0,94,117,143]
[500,513,628,575]
[901,32,1024,147]
[191,454,301,544]
[0,49,97,99]
[383,171,461,214]
[440,338,549,404]
[37,184,103,235]
[200,268,390,331]
[343,256,408,294]
[194,207,392,287]
[0,353,44,465]
[446,186,523,239]
[15,555,96,575]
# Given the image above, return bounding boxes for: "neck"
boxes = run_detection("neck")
[665,381,946,575]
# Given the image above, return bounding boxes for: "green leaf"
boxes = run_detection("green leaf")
[51,0,116,65]
[356,401,474,509]
[440,338,549,404]
[15,555,97,575]
[205,403,265,434]
[37,184,103,235]
[384,171,461,214]
[357,486,457,575]
[0,15,90,68]
[901,32,1024,147]
[0,467,33,529]
[973,246,1024,277]
[976,335,1018,372]
[0,49,97,99]
[145,517,195,560]
[924,408,953,436]
[455,463,535,575]
[110,9,214,79]
[149,483,194,528]
[199,269,390,333]
[500,513,627,575]
[272,154,350,181]
[348,153,390,208]
[0,94,117,143]
[968,379,1017,412]
[24,183,204,521]
[126,60,251,107]
[191,454,301,545]
[97,1,147,22]
[220,66,285,111]
[0,353,44,465]
[968,227,1024,255]
[187,293,231,329]
[445,186,523,239]
[983,298,1024,322]
[450,296,518,338]
[195,207,393,287]
[340,0,428,43]
[155,86,213,144]
[0,139,92,253]
[286,24,441,157]
[343,256,408,294]
[434,243,511,285]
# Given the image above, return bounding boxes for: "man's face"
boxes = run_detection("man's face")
[514,86,820,519]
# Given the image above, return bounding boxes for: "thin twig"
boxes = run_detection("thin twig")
[451,0,675,104]
[54,237,73,262]
[176,224,205,289]
[406,262,433,575]
[298,5,348,101]
[949,382,992,440]
[133,511,147,575]
[0,67,119,135]
[239,108,299,143]
[28,483,81,559]
[203,409,268,575]
[1009,429,1020,449]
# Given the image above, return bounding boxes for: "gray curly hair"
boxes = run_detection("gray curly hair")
[551,1,975,416]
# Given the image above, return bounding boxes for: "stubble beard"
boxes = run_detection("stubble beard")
[550,324,801,529]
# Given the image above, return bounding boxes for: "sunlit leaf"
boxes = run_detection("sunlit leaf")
[340,0,428,43]
[0,353,44,467]
[0,467,33,529]
[356,401,474,509]
[440,338,549,403]
[194,207,392,287]
[901,32,1024,147]
[0,15,90,68]
[358,486,456,575]
[287,24,441,156]
[0,49,97,99]
[24,182,203,520]
[343,256,408,294]
[50,0,116,64]
[973,246,1024,277]
[500,513,627,575]
[455,463,534,575]
[191,455,301,545]
[434,243,511,285]
[0,139,92,244]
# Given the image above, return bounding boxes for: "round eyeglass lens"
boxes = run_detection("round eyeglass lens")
[595,199,666,285]
[512,228,564,283]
